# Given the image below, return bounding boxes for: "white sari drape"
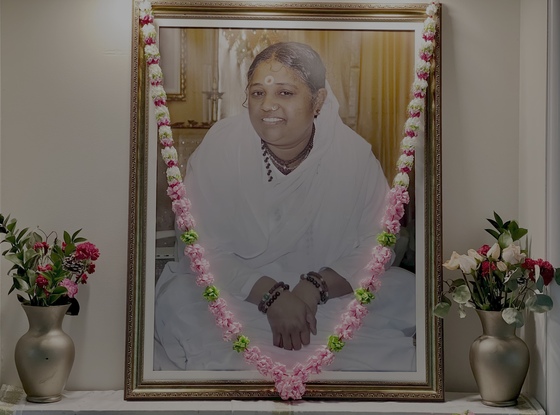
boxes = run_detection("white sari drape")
[154,89,416,372]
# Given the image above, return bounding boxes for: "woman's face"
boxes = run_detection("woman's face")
[248,59,326,150]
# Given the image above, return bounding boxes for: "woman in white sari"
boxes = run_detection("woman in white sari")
[154,42,416,372]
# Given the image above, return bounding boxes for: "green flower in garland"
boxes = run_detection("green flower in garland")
[327,335,345,352]
[180,229,198,245]
[202,285,220,302]
[376,231,397,247]
[355,288,375,304]
[232,335,250,352]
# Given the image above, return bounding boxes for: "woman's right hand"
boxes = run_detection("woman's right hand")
[266,290,317,350]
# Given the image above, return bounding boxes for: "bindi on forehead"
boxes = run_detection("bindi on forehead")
[264,75,275,85]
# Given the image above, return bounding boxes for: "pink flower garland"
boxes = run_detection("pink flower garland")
[138,0,439,400]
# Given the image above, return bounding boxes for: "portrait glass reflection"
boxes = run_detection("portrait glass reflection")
[151,29,420,377]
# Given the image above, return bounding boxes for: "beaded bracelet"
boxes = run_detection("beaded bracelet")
[300,272,329,304]
[258,281,289,314]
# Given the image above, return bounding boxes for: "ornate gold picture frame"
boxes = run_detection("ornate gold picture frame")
[126,1,442,401]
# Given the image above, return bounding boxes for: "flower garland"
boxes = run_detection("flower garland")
[138,1,439,400]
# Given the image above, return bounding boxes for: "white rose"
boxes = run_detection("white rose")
[443,251,462,270]
[497,261,508,272]
[457,254,478,274]
[467,249,483,262]
[487,243,500,260]
[502,244,526,264]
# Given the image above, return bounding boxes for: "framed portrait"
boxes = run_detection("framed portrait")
[126,1,442,401]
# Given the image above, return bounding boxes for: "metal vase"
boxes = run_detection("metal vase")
[469,310,529,407]
[15,304,75,403]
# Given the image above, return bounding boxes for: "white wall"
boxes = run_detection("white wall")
[546,0,560,412]
[519,0,549,406]
[0,0,549,401]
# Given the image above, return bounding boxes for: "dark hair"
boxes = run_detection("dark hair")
[246,42,326,96]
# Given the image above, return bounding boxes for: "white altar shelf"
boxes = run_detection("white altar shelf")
[0,386,546,415]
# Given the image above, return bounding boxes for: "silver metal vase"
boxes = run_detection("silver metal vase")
[469,309,529,407]
[15,304,75,403]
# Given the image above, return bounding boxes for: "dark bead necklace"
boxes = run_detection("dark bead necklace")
[261,124,315,182]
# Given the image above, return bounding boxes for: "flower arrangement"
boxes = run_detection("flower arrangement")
[435,212,560,327]
[0,214,100,315]
[138,0,439,399]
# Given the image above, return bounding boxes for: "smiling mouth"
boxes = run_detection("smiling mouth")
[262,117,284,123]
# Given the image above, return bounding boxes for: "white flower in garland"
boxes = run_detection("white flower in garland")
[144,44,160,60]
[412,79,429,97]
[400,136,417,152]
[393,172,410,188]
[166,166,182,182]
[161,147,178,164]
[151,84,167,102]
[405,117,422,133]
[138,0,152,12]
[415,60,432,77]
[154,105,170,122]
[426,2,439,17]
[158,125,172,140]
[397,154,414,170]
[141,23,157,39]
[407,97,425,117]
[148,64,164,84]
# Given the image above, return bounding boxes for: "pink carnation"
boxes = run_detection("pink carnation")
[176,213,195,231]
[195,272,214,287]
[276,374,306,400]
[171,198,191,216]
[59,278,78,298]
[360,274,383,292]
[208,297,227,313]
[185,244,205,259]
[190,257,210,274]
[223,321,242,340]
[166,181,186,201]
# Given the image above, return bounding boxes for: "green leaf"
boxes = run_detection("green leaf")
[505,277,518,291]
[6,219,18,234]
[485,228,501,240]
[71,229,83,240]
[511,228,528,242]
[73,237,87,243]
[452,285,471,304]
[450,279,466,288]
[4,252,23,266]
[502,308,525,327]
[526,294,553,313]
[493,212,504,227]
[16,227,29,242]
[555,268,560,286]
[23,248,39,266]
[536,275,545,292]
[487,218,500,230]
[434,302,451,318]
[63,231,72,246]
